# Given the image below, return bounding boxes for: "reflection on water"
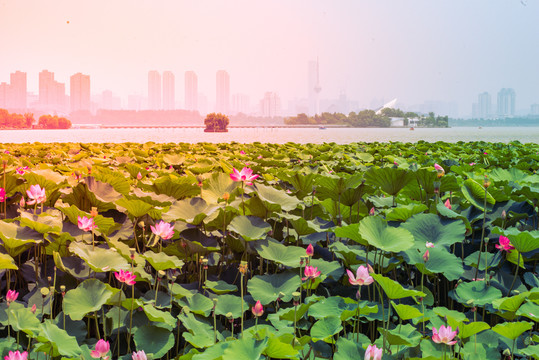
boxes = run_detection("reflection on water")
[1,127,539,144]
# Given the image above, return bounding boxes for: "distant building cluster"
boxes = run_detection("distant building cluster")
[472,88,517,118]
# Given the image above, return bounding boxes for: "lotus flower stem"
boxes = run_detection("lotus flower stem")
[241,182,245,215]
[240,270,245,337]
[474,186,489,281]
[117,283,124,358]
[508,251,521,295]
[94,311,101,340]
[421,271,425,335]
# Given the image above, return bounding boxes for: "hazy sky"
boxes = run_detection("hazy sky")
[1,0,537,116]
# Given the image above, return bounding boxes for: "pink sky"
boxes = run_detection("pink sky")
[1,0,537,116]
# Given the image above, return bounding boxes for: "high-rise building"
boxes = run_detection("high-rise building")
[232,93,250,114]
[531,104,539,115]
[185,71,198,111]
[216,70,230,114]
[39,70,66,112]
[0,82,8,108]
[148,71,161,110]
[9,71,27,109]
[70,72,91,112]
[260,92,281,117]
[477,92,491,118]
[162,71,175,110]
[497,88,516,117]
[308,59,322,116]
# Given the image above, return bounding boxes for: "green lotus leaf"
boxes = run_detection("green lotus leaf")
[84,176,123,203]
[36,320,82,358]
[402,213,466,247]
[1,173,24,196]
[214,294,247,318]
[162,197,218,225]
[177,293,214,317]
[279,171,316,199]
[115,198,154,218]
[58,205,119,236]
[63,278,113,321]
[516,301,539,321]
[0,253,18,270]
[179,311,221,348]
[202,171,238,204]
[19,210,62,234]
[460,340,501,360]
[489,167,529,183]
[133,325,175,358]
[69,242,130,272]
[308,296,352,320]
[491,227,539,253]
[277,303,311,322]
[333,223,366,246]
[254,183,301,212]
[404,247,464,281]
[247,272,301,305]
[162,153,185,166]
[309,258,344,281]
[461,178,495,211]
[7,307,41,336]
[492,293,527,313]
[222,338,268,360]
[364,166,413,196]
[334,337,368,360]
[432,306,469,323]
[228,215,271,241]
[263,335,299,359]
[391,301,423,321]
[492,321,533,340]
[251,239,306,268]
[372,274,425,300]
[205,280,237,295]
[171,283,196,299]
[310,316,342,343]
[447,319,490,339]
[142,303,176,328]
[280,213,319,237]
[358,216,414,253]
[379,323,421,347]
[453,281,503,307]
[0,220,42,257]
[91,169,131,195]
[142,250,184,271]
[61,182,115,213]
[464,251,502,271]
[520,345,539,359]
[385,203,429,222]
[146,175,200,200]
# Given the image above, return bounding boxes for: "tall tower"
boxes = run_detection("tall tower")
[477,92,491,119]
[148,71,161,110]
[70,72,91,112]
[308,58,322,115]
[185,71,198,111]
[39,70,55,107]
[497,88,516,117]
[216,70,230,114]
[162,71,175,110]
[9,71,27,110]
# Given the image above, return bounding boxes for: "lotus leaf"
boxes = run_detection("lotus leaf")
[133,324,175,358]
[214,294,247,318]
[63,278,113,321]
[221,338,268,360]
[358,216,415,253]
[310,316,342,343]
[492,321,533,340]
[372,274,425,300]
[69,242,130,272]
[228,215,271,241]
[247,272,301,305]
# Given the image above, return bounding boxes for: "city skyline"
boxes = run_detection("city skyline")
[1,1,538,117]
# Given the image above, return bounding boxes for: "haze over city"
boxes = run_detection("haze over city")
[1,0,538,118]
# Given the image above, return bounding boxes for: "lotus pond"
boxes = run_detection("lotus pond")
[0,141,538,360]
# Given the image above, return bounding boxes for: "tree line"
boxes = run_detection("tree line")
[0,109,72,129]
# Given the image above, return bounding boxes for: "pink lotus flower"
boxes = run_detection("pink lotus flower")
[369,207,375,216]
[347,265,374,286]
[19,197,25,207]
[78,216,97,232]
[15,166,29,175]
[306,244,314,257]
[432,325,458,345]
[150,220,175,240]
[302,265,321,280]
[469,162,476,166]
[4,350,28,360]
[115,269,136,285]
[240,150,245,155]
[426,242,434,248]
[0,188,5,202]
[444,199,451,210]
[423,250,430,262]
[132,350,147,360]
[26,184,46,205]
[251,300,264,317]
[31,304,37,314]
[230,167,259,186]
[495,235,515,253]
[434,163,444,171]
[6,289,18,304]
[91,339,110,359]
[364,344,382,360]
[136,172,142,180]
[257,155,263,159]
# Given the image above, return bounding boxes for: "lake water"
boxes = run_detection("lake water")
[1,126,539,144]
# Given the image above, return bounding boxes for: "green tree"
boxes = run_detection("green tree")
[204,113,229,131]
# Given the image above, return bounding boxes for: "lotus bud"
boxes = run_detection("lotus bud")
[19,196,25,207]
[138,221,145,228]
[226,312,234,323]
[202,258,209,270]
[212,298,218,309]
[444,199,451,210]
[196,175,204,187]
[90,207,98,217]
[31,303,37,314]
[369,207,375,216]
[278,292,285,301]
[223,192,230,201]
[60,285,66,295]
[483,176,490,188]
[129,248,136,259]
[501,210,507,219]
[306,244,314,257]
[137,172,142,180]
[503,349,511,357]
[423,250,429,263]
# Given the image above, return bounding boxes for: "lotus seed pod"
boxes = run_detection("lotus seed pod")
[40,287,50,296]
[226,312,233,320]
[60,285,66,292]
[292,292,301,302]
[158,270,166,277]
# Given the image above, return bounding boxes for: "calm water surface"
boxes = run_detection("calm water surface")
[1,127,539,144]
